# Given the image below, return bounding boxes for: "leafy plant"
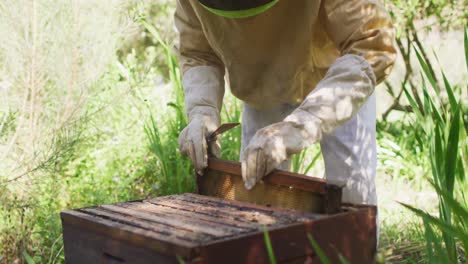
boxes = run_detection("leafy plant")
[381,0,466,120]
[291,148,322,175]
[220,95,242,161]
[142,19,194,195]
[399,29,467,263]
[0,1,127,261]
[144,113,194,195]
[23,251,36,264]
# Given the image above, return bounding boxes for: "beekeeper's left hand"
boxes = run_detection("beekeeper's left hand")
[241,54,377,190]
[241,117,321,190]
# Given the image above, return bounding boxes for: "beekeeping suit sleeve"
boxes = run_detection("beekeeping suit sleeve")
[175,1,225,174]
[286,0,396,138]
[242,0,396,189]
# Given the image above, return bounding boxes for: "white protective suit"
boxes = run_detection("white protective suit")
[176,0,396,205]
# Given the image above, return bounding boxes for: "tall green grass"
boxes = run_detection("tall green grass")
[399,29,468,263]
[219,95,242,161]
[142,20,195,195]
[0,1,128,262]
[291,148,322,175]
[262,228,351,264]
[142,17,245,186]
[263,226,277,264]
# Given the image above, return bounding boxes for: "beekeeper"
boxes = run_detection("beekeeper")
[175,0,396,205]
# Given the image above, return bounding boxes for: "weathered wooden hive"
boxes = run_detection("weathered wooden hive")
[61,158,377,263]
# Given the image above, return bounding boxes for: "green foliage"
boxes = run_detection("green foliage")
[0,0,131,262]
[219,94,242,161]
[23,251,36,264]
[291,148,322,175]
[465,28,468,71]
[307,234,350,264]
[120,0,175,79]
[145,113,194,194]
[0,2,181,262]
[263,227,277,264]
[176,255,186,264]
[388,0,466,34]
[382,0,466,121]
[400,30,467,263]
[307,234,331,264]
[142,19,195,195]
[262,230,351,264]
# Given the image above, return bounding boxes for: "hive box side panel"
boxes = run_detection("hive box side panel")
[62,223,180,264]
[306,205,378,263]
[61,209,198,263]
[60,193,375,264]
[196,206,377,264]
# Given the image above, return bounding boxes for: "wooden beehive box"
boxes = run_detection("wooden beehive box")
[61,158,377,264]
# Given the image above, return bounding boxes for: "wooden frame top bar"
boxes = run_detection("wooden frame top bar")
[207,158,341,195]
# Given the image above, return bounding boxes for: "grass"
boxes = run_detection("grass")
[397,30,468,263]
[263,226,277,264]
[141,19,195,195]
[263,229,352,264]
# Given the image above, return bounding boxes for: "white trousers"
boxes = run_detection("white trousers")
[240,93,377,205]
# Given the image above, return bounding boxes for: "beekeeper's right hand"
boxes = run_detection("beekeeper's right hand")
[177,66,225,175]
[179,108,220,175]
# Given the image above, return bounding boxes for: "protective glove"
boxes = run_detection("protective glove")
[178,66,225,175]
[179,107,221,175]
[242,117,322,189]
[242,54,376,189]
